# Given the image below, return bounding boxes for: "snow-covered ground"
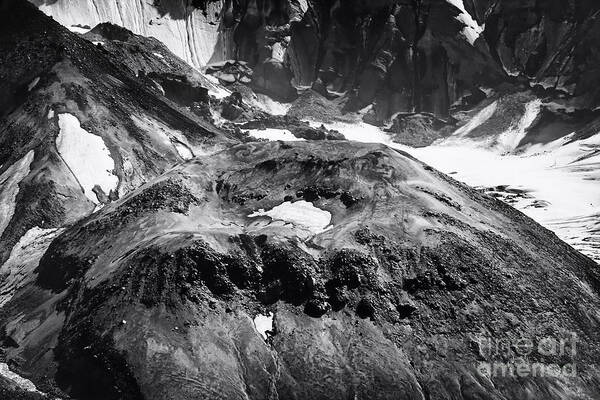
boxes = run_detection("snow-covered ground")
[253,313,274,340]
[249,200,332,236]
[246,128,305,142]
[56,113,119,204]
[302,119,600,262]
[203,74,231,99]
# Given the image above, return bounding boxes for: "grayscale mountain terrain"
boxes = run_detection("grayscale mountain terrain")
[0,0,598,399]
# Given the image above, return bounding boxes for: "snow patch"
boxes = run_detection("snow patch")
[0,151,35,239]
[153,52,165,59]
[271,42,286,62]
[249,200,332,235]
[47,109,54,119]
[92,41,104,46]
[174,143,194,160]
[446,0,484,45]
[502,63,520,77]
[56,113,118,204]
[253,313,273,340]
[307,119,390,144]
[246,128,305,142]
[67,25,91,34]
[27,77,40,91]
[408,136,600,262]
[204,74,231,99]
[297,0,309,13]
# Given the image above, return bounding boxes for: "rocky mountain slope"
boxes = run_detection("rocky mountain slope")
[3,139,600,399]
[1,0,599,399]
[0,0,240,307]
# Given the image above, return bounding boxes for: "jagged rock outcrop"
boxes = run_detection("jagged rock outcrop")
[482,0,600,106]
[31,0,600,119]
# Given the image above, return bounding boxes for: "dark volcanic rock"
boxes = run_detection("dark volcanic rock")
[386,112,456,147]
[1,140,598,399]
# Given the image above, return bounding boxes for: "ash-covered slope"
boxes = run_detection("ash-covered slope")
[2,140,599,399]
[0,0,237,299]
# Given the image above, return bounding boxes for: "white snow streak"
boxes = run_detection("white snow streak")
[174,143,194,160]
[446,0,484,45]
[27,77,40,91]
[204,74,231,99]
[246,128,305,142]
[56,113,118,204]
[495,99,542,152]
[450,101,498,139]
[249,201,332,235]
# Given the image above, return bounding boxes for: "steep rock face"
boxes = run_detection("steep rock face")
[1,141,599,399]
[483,0,600,107]
[31,0,600,117]
[31,0,230,67]
[31,0,505,115]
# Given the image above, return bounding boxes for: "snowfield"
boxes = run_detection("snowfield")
[56,113,119,204]
[246,128,305,142]
[249,200,332,235]
[253,313,274,340]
